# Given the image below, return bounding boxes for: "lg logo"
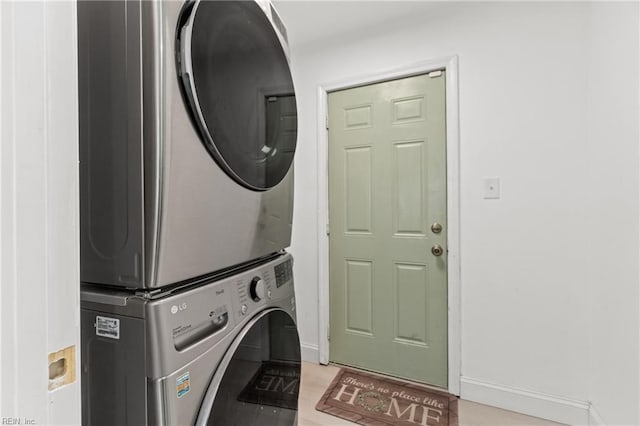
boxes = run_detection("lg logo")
[171,302,187,314]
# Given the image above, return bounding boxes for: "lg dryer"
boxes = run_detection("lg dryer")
[78,0,297,289]
[81,253,300,426]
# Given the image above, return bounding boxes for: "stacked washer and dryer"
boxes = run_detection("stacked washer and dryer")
[78,1,300,425]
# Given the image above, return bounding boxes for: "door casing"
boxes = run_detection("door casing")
[316,55,461,395]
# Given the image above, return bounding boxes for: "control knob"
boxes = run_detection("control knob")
[250,276,266,302]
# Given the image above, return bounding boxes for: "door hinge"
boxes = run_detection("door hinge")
[429,70,443,78]
[326,223,330,236]
[325,116,329,130]
[327,325,330,341]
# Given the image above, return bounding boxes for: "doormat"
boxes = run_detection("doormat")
[316,368,458,426]
[237,361,300,410]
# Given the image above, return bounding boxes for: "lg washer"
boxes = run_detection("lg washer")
[81,253,300,426]
[78,0,297,290]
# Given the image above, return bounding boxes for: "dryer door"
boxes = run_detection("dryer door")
[196,309,301,426]
[178,1,297,191]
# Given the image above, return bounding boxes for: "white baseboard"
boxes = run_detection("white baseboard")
[460,376,590,425]
[589,404,606,426]
[301,342,320,363]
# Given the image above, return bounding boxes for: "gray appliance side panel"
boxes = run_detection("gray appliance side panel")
[81,308,148,426]
[78,0,145,288]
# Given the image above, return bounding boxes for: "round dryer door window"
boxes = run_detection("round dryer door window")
[178,0,298,191]
[197,309,301,426]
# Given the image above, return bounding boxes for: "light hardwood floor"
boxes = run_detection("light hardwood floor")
[298,362,563,426]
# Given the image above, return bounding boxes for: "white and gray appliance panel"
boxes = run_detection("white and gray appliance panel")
[78,0,297,289]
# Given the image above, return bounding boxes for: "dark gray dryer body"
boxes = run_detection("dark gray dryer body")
[78,0,297,289]
[81,253,300,426]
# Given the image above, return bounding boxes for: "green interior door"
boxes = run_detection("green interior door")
[328,72,447,387]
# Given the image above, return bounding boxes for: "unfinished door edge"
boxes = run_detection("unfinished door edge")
[316,55,461,396]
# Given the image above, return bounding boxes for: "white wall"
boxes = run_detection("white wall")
[587,2,640,425]
[0,2,80,424]
[285,2,639,424]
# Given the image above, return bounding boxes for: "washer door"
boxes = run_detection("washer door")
[196,309,301,426]
[178,1,298,191]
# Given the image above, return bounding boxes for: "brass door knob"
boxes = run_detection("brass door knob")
[432,245,444,256]
[431,223,443,234]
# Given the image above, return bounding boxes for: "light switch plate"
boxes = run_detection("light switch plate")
[483,177,500,199]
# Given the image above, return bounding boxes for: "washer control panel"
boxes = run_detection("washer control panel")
[145,253,295,377]
[234,255,294,319]
[274,258,293,288]
[250,276,266,301]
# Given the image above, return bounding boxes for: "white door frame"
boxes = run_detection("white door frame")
[316,55,461,395]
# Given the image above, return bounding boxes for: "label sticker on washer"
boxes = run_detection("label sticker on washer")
[177,372,190,398]
[95,316,120,339]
